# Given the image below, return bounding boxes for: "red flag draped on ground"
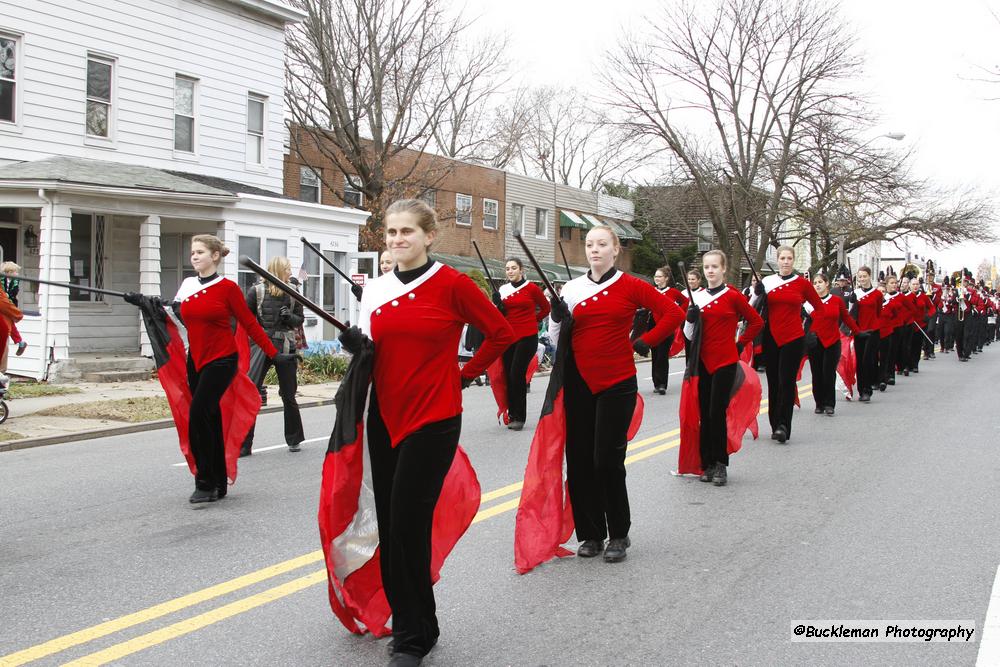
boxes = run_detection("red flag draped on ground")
[317,339,481,634]
[513,321,643,574]
[837,334,857,397]
[134,296,256,484]
[486,354,540,425]
[677,316,762,476]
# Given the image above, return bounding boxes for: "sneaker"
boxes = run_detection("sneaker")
[507,420,525,431]
[859,393,871,403]
[388,652,422,666]
[824,407,835,416]
[216,484,227,499]
[189,488,217,504]
[288,443,301,452]
[577,539,604,558]
[814,406,823,414]
[699,463,715,483]
[879,382,887,391]
[774,426,788,444]
[911,368,919,374]
[712,464,728,486]
[603,537,630,562]
[15,341,26,356]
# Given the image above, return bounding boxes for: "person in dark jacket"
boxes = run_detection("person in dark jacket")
[240,256,305,456]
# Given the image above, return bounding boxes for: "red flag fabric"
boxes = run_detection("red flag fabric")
[318,340,481,635]
[669,332,685,358]
[837,334,856,397]
[793,352,808,407]
[486,353,541,425]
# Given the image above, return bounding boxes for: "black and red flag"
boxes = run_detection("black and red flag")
[676,308,761,476]
[513,320,643,574]
[485,355,540,425]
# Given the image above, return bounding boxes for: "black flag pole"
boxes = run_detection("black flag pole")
[733,233,762,284]
[17,275,128,299]
[557,242,573,281]
[513,233,558,297]
[301,237,363,302]
[240,256,347,331]
[472,240,499,291]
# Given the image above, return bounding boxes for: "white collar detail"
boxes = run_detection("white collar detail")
[175,275,226,302]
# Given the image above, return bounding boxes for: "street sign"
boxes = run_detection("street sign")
[351,273,365,287]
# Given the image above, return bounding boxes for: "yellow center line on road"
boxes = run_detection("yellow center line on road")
[2,382,811,666]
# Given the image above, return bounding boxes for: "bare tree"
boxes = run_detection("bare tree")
[603,0,863,280]
[286,0,496,249]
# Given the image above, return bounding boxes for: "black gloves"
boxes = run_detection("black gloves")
[686,305,700,323]
[123,292,164,310]
[278,306,292,324]
[753,281,764,296]
[549,296,571,323]
[461,376,474,390]
[632,339,650,357]
[351,283,364,302]
[736,341,746,355]
[338,325,369,356]
[848,292,858,305]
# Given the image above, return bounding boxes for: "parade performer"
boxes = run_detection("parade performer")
[876,275,910,390]
[803,273,859,416]
[939,278,957,353]
[906,278,935,373]
[491,258,549,429]
[893,275,918,378]
[756,245,823,443]
[514,225,684,571]
[677,250,763,485]
[333,199,513,666]
[633,266,688,395]
[847,266,881,402]
[240,256,305,457]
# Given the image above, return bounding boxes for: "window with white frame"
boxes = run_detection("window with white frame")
[302,238,321,305]
[483,199,498,230]
[344,176,363,207]
[534,208,548,239]
[0,33,18,124]
[697,219,713,251]
[510,203,524,236]
[237,235,261,294]
[86,55,114,137]
[174,75,196,153]
[299,166,320,203]
[456,193,472,226]
[246,93,266,165]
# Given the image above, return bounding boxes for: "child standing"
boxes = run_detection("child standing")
[1,262,27,357]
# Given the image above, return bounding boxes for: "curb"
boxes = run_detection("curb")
[0,398,336,453]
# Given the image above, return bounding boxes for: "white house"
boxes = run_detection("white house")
[0,0,368,381]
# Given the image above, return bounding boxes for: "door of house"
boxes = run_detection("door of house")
[321,250,347,340]
[347,251,378,328]
[69,212,109,302]
[0,226,17,264]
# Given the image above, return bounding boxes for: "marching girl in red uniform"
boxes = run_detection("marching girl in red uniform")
[170,235,278,503]
[683,250,762,485]
[877,275,909,391]
[757,245,823,443]
[847,266,882,402]
[803,273,859,416]
[906,278,935,373]
[340,199,513,666]
[494,258,549,429]
[635,266,688,395]
[549,226,684,562]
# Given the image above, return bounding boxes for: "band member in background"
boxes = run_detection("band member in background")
[906,277,935,373]
[494,258,550,430]
[876,275,909,390]
[686,269,704,294]
[549,225,684,563]
[804,273,859,416]
[924,271,943,359]
[847,266,882,402]
[380,250,396,275]
[634,266,688,395]
[756,245,823,444]
[341,199,513,666]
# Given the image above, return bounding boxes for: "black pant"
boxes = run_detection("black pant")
[651,334,673,389]
[895,326,911,373]
[242,343,304,450]
[878,332,897,383]
[187,353,238,491]
[503,334,537,423]
[955,317,967,358]
[911,324,928,369]
[367,391,460,659]
[763,331,804,436]
[855,330,879,396]
[808,339,841,410]
[563,353,637,542]
[698,361,736,467]
[939,313,955,351]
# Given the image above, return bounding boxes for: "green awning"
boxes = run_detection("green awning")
[580,213,604,229]
[559,210,589,229]
[616,221,643,240]
[580,213,641,240]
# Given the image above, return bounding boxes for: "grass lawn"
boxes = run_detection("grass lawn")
[7,383,83,399]
[35,396,171,423]
[0,430,24,442]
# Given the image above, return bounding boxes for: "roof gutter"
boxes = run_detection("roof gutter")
[0,181,238,204]
[37,188,54,382]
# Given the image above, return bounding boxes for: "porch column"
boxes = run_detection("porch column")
[38,202,72,365]
[217,219,238,279]
[139,215,161,357]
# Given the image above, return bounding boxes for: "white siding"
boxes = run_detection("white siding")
[597,193,636,222]
[504,173,556,263]
[0,0,289,191]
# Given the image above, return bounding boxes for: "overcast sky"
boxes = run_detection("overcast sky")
[464,0,1000,274]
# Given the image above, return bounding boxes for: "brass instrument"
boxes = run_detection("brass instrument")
[957,286,967,322]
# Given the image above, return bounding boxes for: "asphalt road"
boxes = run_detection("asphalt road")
[1,352,997,666]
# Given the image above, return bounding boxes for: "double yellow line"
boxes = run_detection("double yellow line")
[2,384,810,666]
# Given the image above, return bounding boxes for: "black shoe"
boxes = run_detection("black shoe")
[216,484,227,499]
[903,369,909,377]
[887,378,895,386]
[189,488,217,504]
[577,539,604,558]
[814,406,823,414]
[239,445,252,458]
[526,383,531,393]
[388,652,422,666]
[774,426,788,444]
[288,442,301,452]
[474,376,483,386]
[879,382,887,391]
[770,431,778,440]
[824,407,835,416]
[712,464,727,486]
[507,420,525,431]
[911,368,918,374]
[603,537,630,562]
[859,393,871,403]
[699,463,715,483]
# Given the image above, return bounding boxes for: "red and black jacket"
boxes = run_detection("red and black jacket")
[760,273,824,346]
[804,294,860,347]
[499,279,550,339]
[684,284,763,373]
